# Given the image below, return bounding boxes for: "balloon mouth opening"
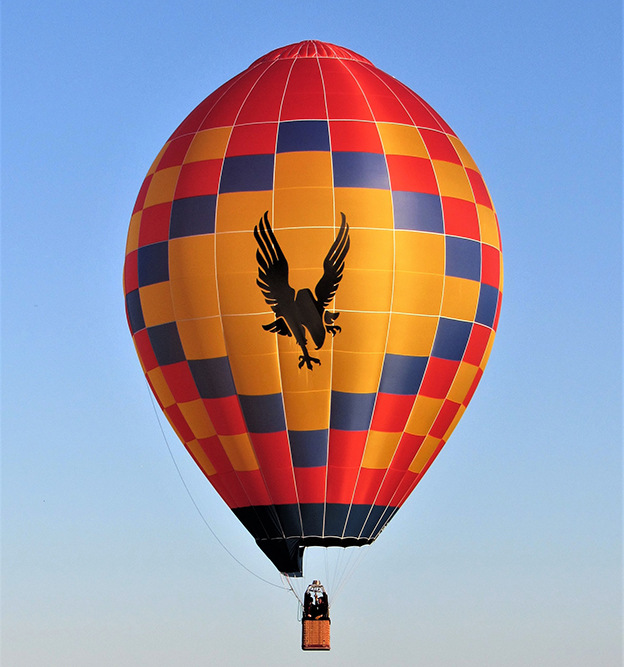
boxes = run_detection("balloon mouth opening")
[257,536,375,577]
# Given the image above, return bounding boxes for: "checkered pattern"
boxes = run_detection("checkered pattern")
[124,40,503,574]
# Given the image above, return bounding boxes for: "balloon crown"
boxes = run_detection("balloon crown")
[249,40,373,66]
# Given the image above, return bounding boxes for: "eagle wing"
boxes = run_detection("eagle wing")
[315,212,350,310]
[254,211,296,317]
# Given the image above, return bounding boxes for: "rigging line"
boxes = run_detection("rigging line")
[282,574,304,606]
[331,545,370,607]
[145,382,288,591]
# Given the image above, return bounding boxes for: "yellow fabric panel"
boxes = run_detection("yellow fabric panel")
[334,311,390,353]
[377,123,429,158]
[147,143,169,175]
[219,433,259,471]
[386,313,437,357]
[169,236,220,320]
[178,399,217,439]
[498,251,505,292]
[405,395,444,436]
[273,224,341,269]
[274,187,335,231]
[392,272,444,316]
[217,271,266,315]
[222,314,278,355]
[143,166,181,208]
[395,230,444,275]
[177,317,227,360]
[346,228,393,271]
[186,439,217,476]
[442,404,466,441]
[147,367,175,408]
[215,230,258,273]
[126,211,141,254]
[140,282,176,328]
[216,191,273,232]
[432,161,474,201]
[339,268,393,312]
[440,276,480,321]
[477,204,500,249]
[408,435,441,473]
[448,136,479,171]
[334,188,393,229]
[331,351,384,393]
[274,152,333,189]
[228,352,282,395]
[283,390,331,431]
[184,127,231,163]
[215,232,266,314]
[447,362,480,403]
[279,344,332,393]
[480,330,496,370]
[361,431,402,469]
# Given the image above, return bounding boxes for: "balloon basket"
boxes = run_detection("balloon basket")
[302,619,331,651]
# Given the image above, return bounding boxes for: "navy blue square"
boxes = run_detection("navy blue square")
[369,505,396,539]
[188,357,236,398]
[475,284,499,328]
[170,195,216,238]
[379,354,428,395]
[360,505,386,539]
[330,391,376,431]
[147,322,185,366]
[276,120,330,153]
[300,504,324,537]
[445,237,481,281]
[125,289,145,334]
[344,504,370,538]
[239,394,286,433]
[275,504,302,538]
[289,430,328,467]
[219,154,274,193]
[431,318,473,361]
[138,242,169,287]
[324,503,349,537]
[332,152,390,189]
[392,191,444,233]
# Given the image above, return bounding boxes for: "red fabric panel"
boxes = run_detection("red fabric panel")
[386,154,438,194]
[175,160,222,198]
[419,358,460,399]
[319,58,374,120]
[202,396,247,435]
[160,362,200,403]
[328,430,367,467]
[329,120,383,153]
[370,393,415,432]
[420,128,462,164]
[133,328,158,371]
[443,197,480,240]
[280,57,327,120]
[326,465,359,504]
[293,467,326,503]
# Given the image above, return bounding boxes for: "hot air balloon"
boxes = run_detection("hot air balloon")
[123,40,503,580]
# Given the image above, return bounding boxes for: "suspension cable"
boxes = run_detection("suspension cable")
[145,382,289,591]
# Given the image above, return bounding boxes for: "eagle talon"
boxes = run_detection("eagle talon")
[325,325,341,336]
[298,355,321,370]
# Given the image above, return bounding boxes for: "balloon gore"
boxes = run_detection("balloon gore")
[123,40,503,576]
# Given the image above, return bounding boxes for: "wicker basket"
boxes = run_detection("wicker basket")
[302,619,331,650]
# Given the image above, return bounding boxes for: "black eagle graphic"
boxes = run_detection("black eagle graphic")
[254,211,350,370]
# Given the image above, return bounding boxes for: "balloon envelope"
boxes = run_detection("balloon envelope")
[123,40,503,576]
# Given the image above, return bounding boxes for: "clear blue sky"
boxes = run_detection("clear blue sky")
[2,0,621,665]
